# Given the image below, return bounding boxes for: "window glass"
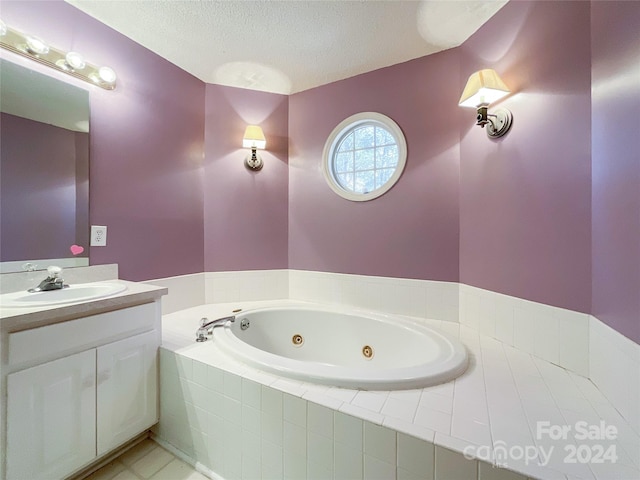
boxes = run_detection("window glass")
[322,113,407,201]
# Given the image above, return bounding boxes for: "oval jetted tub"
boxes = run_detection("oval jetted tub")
[214,305,468,390]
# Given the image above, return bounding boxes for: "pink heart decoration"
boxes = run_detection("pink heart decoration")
[70,244,84,255]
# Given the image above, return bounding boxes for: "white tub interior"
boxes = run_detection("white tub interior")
[203,304,468,390]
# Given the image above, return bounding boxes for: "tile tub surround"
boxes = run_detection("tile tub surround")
[157,301,640,480]
[152,269,639,439]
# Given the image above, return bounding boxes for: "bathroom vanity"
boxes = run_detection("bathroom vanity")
[0,280,167,480]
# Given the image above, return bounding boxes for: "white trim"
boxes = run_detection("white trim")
[322,112,407,201]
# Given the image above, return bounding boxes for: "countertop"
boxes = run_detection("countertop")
[0,280,167,332]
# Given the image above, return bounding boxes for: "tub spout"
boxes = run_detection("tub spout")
[196,315,235,342]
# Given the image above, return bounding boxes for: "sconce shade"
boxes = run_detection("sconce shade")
[242,125,266,149]
[458,69,510,108]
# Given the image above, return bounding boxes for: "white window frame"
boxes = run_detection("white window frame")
[322,112,407,202]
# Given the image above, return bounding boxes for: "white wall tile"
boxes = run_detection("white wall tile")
[284,393,307,427]
[334,412,363,451]
[533,308,559,365]
[261,386,283,418]
[364,455,396,480]
[223,397,242,426]
[307,431,333,473]
[241,428,261,461]
[261,440,283,477]
[493,299,514,345]
[478,293,497,338]
[364,422,397,465]
[242,405,261,435]
[334,442,363,479]
[557,310,589,376]
[590,315,640,434]
[261,413,283,447]
[428,282,460,323]
[397,432,434,479]
[241,454,261,480]
[513,307,536,355]
[283,422,307,457]
[478,461,527,480]
[192,359,208,387]
[242,378,262,410]
[435,445,477,480]
[462,289,481,331]
[146,273,205,315]
[223,371,242,401]
[307,402,334,438]
[283,451,306,480]
[207,365,224,393]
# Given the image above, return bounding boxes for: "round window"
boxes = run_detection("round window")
[322,112,407,201]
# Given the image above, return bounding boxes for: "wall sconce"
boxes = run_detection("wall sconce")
[459,69,512,138]
[243,125,266,171]
[0,19,117,90]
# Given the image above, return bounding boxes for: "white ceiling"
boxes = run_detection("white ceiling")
[65,0,507,95]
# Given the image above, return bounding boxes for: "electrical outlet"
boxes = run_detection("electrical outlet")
[91,225,107,246]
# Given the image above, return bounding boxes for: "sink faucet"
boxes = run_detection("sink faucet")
[195,315,235,342]
[28,266,68,293]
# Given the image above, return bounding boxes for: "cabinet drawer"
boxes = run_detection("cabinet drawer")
[8,302,158,366]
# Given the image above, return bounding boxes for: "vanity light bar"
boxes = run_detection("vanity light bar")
[0,21,117,90]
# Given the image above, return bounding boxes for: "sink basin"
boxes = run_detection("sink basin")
[0,282,127,308]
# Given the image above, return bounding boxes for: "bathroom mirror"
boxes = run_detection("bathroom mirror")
[0,59,90,273]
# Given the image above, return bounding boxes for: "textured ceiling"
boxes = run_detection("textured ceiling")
[65,0,507,94]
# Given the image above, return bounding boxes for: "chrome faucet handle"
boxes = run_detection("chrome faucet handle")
[47,265,62,278]
[22,262,37,272]
[196,318,209,342]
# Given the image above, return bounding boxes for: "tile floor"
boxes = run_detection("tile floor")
[86,439,207,480]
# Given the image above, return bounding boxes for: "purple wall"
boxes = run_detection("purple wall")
[288,52,461,281]
[591,1,640,343]
[204,85,289,271]
[458,1,592,313]
[1,113,80,261]
[0,0,206,281]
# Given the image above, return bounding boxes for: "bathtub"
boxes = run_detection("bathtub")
[212,305,468,390]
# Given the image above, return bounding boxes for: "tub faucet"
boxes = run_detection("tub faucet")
[196,315,235,342]
[28,266,67,293]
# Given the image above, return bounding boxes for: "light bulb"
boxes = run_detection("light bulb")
[65,51,85,70]
[98,66,116,84]
[25,35,49,55]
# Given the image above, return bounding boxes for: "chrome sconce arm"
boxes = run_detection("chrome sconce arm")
[475,104,513,138]
[245,145,263,171]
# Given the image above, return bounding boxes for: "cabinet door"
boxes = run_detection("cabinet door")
[97,330,158,455]
[6,350,96,480]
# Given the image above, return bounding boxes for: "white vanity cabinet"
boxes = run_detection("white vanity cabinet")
[3,300,162,480]
[6,350,97,480]
[97,330,157,456]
